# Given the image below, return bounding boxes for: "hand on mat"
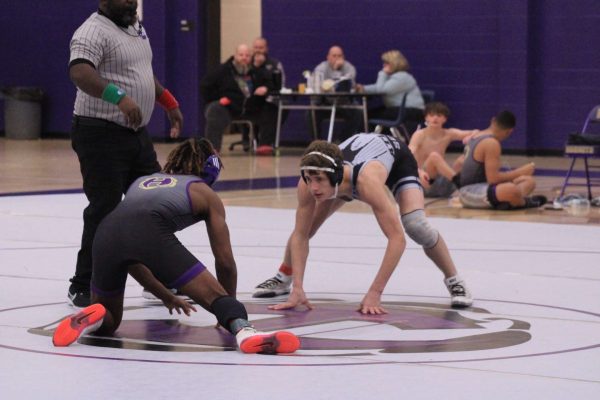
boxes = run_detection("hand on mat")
[164,296,197,316]
[269,287,314,311]
[358,290,387,315]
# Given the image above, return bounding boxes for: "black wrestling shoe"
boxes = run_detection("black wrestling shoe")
[67,286,91,308]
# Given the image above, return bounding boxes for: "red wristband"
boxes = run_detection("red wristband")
[157,89,179,110]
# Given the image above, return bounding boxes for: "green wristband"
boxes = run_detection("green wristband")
[101,83,126,105]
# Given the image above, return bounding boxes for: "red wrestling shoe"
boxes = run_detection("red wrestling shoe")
[52,303,106,347]
[255,145,274,156]
[236,327,300,354]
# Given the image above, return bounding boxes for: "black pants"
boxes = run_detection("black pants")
[69,116,161,291]
[204,101,279,150]
[254,102,279,146]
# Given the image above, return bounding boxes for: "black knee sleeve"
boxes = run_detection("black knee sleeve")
[210,296,248,334]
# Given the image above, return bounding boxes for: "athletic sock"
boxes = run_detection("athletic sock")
[229,318,252,335]
[276,263,292,282]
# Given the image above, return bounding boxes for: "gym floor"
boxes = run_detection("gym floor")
[1,136,599,399]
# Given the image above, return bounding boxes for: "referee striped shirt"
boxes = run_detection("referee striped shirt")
[70,12,155,128]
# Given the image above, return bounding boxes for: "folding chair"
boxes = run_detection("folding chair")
[368,93,409,142]
[368,89,436,143]
[421,89,435,105]
[559,105,600,200]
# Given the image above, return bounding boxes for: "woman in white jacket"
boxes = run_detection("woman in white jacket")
[358,50,425,136]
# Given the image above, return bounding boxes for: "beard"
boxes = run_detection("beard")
[233,61,249,76]
[104,0,138,27]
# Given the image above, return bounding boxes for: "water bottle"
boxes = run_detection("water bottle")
[314,71,323,93]
[568,198,591,216]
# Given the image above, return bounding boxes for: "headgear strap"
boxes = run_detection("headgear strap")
[300,151,342,198]
[300,151,337,173]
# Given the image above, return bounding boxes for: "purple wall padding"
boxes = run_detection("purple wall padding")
[0,0,205,139]
[1,0,599,152]
[262,0,600,151]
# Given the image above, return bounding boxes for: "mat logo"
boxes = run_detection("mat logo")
[75,298,530,355]
[16,295,597,366]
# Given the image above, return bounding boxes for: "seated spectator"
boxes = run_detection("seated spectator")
[200,44,278,154]
[251,37,287,154]
[252,37,285,90]
[357,50,424,136]
[458,111,547,209]
[409,102,478,198]
[307,45,362,142]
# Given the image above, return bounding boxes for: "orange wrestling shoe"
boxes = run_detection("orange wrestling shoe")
[52,303,106,347]
[236,327,300,354]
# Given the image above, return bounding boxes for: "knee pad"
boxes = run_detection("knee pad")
[401,209,439,249]
[210,296,248,334]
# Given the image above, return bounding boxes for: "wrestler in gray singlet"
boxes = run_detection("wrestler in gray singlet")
[458,134,497,208]
[339,133,421,199]
[91,173,208,296]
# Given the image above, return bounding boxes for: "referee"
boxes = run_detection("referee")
[67,0,183,307]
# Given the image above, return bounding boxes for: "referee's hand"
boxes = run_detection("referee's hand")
[118,96,143,130]
[167,108,183,139]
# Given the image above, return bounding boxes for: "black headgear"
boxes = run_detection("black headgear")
[300,151,344,186]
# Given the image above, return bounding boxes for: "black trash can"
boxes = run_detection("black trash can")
[2,87,44,140]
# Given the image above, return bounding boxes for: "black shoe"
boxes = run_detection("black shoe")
[68,286,91,308]
[524,195,548,208]
[451,174,461,188]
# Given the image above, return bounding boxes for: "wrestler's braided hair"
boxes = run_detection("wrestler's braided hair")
[162,138,222,177]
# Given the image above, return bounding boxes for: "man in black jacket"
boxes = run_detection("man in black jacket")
[252,37,285,91]
[200,44,277,153]
[251,37,287,154]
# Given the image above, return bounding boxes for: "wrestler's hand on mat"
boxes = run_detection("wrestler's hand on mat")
[269,287,314,311]
[164,296,197,316]
[358,290,387,315]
